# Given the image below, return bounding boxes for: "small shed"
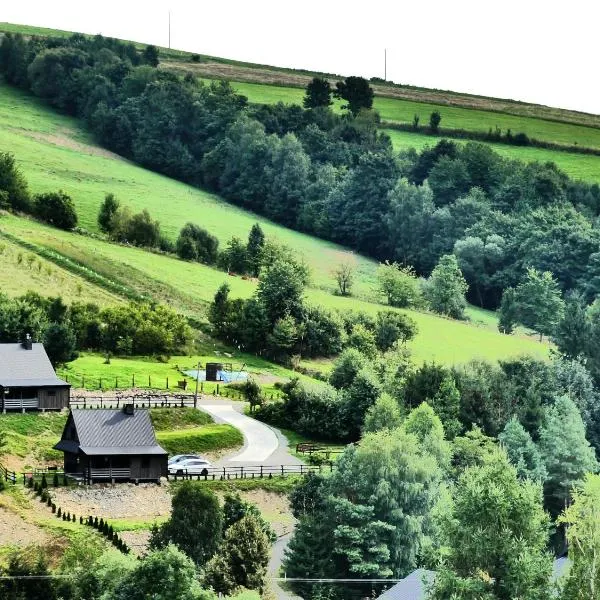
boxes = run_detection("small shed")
[0,338,70,412]
[54,406,168,483]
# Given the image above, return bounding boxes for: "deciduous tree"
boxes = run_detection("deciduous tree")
[424,254,468,319]
[431,451,553,600]
[303,77,332,109]
[334,76,374,116]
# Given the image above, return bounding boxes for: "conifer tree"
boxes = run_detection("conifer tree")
[539,396,598,515]
[499,416,547,482]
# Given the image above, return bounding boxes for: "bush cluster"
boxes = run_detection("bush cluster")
[0,152,78,229]
[0,292,191,364]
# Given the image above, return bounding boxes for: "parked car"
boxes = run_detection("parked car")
[168,458,212,476]
[168,454,204,465]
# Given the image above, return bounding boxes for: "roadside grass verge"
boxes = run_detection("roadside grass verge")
[156,425,243,455]
[149,408,213,430]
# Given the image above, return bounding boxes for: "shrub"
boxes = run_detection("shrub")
[0,152,31,212]
[176,222,219,264]
[34,190,78,229]
[40,474,47,489]
[53,473,59,487]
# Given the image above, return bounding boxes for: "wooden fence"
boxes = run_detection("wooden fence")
[69,394,194,410]
[167,463,334,482]
[0,462,17,484]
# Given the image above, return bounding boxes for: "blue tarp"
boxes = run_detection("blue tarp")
[184,369,248,383]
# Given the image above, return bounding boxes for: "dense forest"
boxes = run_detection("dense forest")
[2,31,600,316]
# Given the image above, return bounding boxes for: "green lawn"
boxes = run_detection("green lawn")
[0,83,376,296]
[58,352,297,393]
[156,424,243,455]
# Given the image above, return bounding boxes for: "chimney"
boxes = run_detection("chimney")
[123,403,134,416]
[22,333,32,351]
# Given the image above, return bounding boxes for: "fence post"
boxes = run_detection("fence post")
[82,376,85,388]
[132,374,135,387]
[166,377,169,389]
[149,375,151,388]
[99,378,102,390]
[115,377,118,389]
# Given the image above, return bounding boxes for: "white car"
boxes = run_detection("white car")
[168,458,212,476]
[168,454,204,465]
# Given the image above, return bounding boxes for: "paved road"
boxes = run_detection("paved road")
[197,399,303,466]
[201,404,279,462]
[269,533,303,600]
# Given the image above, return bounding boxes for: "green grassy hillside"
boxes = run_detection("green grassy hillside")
[0,214,549,366]
[0,83,376,296]
[384,129,600,184]
[197,78,600,184]
[0,237,120,304]
[209,79,600,151]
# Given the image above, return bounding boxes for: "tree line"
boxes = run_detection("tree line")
[208,257,417,365]
[0,292,191,364]
[3,31,599,320]
[271,343,600,598]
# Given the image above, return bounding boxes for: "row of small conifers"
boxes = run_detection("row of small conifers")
[28,477,130,554]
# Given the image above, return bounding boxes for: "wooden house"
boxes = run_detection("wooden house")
[54,405,168,483]
[0,337,70,412]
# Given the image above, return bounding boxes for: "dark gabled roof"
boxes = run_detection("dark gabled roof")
[54,409,167,456]
[378,570,435,600]
[0,343,69,387]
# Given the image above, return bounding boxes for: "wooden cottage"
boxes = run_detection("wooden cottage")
[0,338,70,412]
[54,406,168,483]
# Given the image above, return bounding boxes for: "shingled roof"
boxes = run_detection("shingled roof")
[55,409,167,456]
[0,343,69,387]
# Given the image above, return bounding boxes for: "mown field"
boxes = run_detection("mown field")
[0,83,376,296]
[0,214,549,367]
[384,129,600,184]
[219,78,600,184]
[215,79,600,152]
[0,237,120,304]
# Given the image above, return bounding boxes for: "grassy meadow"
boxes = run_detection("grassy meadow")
[0,214,549,368]
[0,83,375,296]
[224,79,600,151]
[384,128,600,184]
[0,237,120,304]
[0,69,553,373]
[196,77,600,185]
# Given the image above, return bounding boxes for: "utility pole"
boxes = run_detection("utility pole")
[168,11,171,49]
[384,48,387,81]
